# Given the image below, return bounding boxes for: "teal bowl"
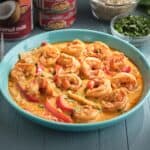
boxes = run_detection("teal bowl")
[0,29,150,131]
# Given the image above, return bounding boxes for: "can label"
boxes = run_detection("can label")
[0,0,33,40]
[35,0,76,13]
[39,8,76,30]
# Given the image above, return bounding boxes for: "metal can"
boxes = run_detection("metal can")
[34,0,76,13]
[0,0,33,40]
[38,7,76,30]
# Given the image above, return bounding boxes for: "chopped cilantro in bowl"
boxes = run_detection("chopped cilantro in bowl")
[111,14,150,47]
[114,15,150,37]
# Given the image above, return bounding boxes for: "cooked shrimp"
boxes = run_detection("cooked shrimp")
[55,73,82,91]
[61,39,85,57]
[37,77,53,96]
[10,62,36,81]
[73,105,99,123]
[103,51,127,74]
[23,77,53,97]
[111,52,126,71]
[39,44,60,67]
[56,53,80,74]
[101,88,128,112]
[111,72,137,90]
[85,41,112,60]
[20,48,42,64]
[86,78,112,99]
[81,57,104,79]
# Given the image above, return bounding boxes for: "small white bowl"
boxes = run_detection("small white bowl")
[90,0,139,21]
[111,14,150,47]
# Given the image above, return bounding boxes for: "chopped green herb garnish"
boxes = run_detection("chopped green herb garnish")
[114,15,150,37]
[147,9,150,15]
[38,104,44,108]
[67,99,75,102]
[140,0,150,6]
[74,106,81,112]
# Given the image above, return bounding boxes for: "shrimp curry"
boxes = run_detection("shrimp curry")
[9,40,143,123]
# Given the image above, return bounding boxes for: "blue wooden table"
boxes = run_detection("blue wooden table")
[0,1,150,150]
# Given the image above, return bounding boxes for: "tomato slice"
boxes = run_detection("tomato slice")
[45,99,73,123]
[17,83,39,102]
[56,96,73,113]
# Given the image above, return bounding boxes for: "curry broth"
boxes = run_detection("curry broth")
[8,40,143,123]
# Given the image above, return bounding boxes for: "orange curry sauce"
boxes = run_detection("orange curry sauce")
[9,40,143,123]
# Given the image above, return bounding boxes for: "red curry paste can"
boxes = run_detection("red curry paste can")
[0,0,33,40]
[38,6,76,30]
[34,0,76,13]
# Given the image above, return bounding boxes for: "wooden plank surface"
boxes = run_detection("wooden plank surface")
[0,1,150,150]
[126,99,150,150]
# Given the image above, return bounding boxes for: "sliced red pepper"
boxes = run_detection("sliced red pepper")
[41,42,47,46]
[36,63,44,74]
[122,66,131,73]
[53,75,61,86]
[103,66,115,76]
[56,96,73,113]
[53,75,58,82]
[55,64,63,75]
[62,78,70,90]
[45,99,73,123]
[17,83,39,103]
[103,66,110,74]
[87,80,95,89]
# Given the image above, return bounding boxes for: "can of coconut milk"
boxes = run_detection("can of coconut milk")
[0,0,33,40]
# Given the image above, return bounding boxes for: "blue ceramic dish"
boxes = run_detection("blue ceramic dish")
[0,29,150,132]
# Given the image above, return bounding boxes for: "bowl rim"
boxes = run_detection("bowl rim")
[90,0,139,7]
[0,29,150,129]
[110,13,150,41]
